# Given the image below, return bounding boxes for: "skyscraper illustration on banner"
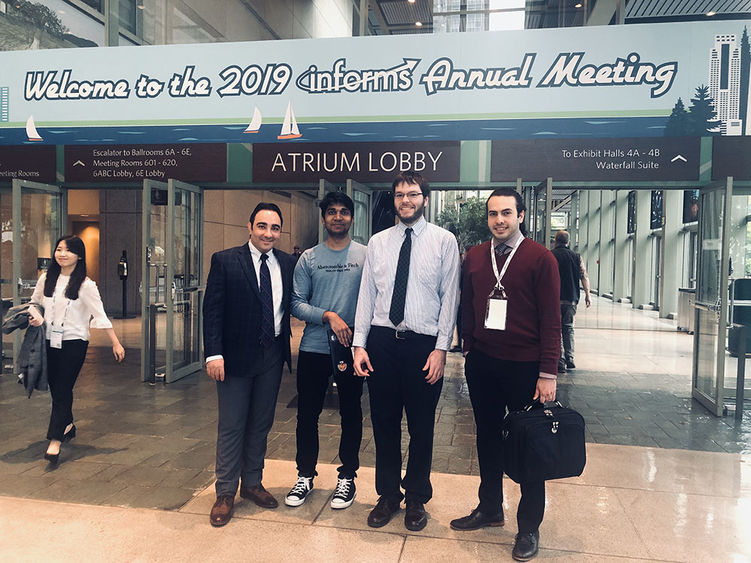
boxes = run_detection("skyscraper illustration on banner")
[0,87,9,123]
[709,33,745,135]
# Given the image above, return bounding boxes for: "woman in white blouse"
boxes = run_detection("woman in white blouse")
[29,235,125,465]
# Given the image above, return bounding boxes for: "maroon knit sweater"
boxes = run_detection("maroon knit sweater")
[461,238,561,375]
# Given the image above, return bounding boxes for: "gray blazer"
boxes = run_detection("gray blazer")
[2,303,47,397]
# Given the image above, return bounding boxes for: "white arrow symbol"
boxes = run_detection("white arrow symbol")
[671,154,687,162]
[73,160,85,167]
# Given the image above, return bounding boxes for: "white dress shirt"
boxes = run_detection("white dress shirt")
[353,216,461,351]
[248,240,283,337]
[31,273,112,341]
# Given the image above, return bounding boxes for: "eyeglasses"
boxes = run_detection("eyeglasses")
[394,191,423,201]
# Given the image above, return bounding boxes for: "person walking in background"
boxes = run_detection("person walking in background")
[285,192,367,510]
[353,171,461,532]
[28,235,125,466]
[203,203,296,527]
[551,230,591,373]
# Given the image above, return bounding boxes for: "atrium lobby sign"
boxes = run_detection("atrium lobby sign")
[0,20,749,145]
[252,141,460,183]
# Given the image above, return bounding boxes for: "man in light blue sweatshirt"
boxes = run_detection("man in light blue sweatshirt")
[286,191,367,509]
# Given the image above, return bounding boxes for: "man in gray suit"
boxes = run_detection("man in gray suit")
[203,202,297,527]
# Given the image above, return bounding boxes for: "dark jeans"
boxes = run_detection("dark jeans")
[295,350,364,479]
[465,349,546,534]
[46,339,88,441]
[215,339,283,497]
[560,303,577,365]
[366,326,442,504]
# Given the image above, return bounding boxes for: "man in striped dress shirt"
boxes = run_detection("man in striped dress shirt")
[353,171,461,532]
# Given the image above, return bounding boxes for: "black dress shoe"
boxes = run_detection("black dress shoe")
[512,531,539,561]
[557,364,567,374]
[404,500,428,531]
[565,360,576,369]
[63,425,76,442]
[43,452,59,465]
[367,497,401,528]
[450,507,504,530]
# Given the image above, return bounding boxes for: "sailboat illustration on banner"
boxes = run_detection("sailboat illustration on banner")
[26,115,43,142]
[277,101,302,140]
[243,107,262,134]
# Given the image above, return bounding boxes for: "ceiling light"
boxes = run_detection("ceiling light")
[408,0,416,3]
[415,21,423,27]
[574,2,582,7]
[706,11,716,16]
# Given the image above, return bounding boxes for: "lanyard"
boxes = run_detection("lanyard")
[49,284,72,329]
[490,235,524,292]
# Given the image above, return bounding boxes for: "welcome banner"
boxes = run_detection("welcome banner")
[0,20,748,145]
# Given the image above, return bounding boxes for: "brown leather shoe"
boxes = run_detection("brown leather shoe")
[240,483,279,509]
[210,494,234,527]
[404,500,428,531]
[367,496,401,528]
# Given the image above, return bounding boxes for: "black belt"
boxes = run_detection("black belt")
[371,326,433,341]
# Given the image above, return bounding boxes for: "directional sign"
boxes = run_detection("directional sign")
[64,143,226,183]
[491,137,701,182]
[253,141,461,183]
[0,146,56,183]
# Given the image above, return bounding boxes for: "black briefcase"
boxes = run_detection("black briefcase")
[502,401,586,484]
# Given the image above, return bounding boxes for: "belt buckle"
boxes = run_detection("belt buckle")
[395,329,405,340]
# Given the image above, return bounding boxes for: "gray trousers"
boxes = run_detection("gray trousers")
[560,303,577,364]
[214,340,283,497]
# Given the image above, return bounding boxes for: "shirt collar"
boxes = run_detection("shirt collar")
[248,240,272,260]
[397,216,427,236]
[494,229,524,251]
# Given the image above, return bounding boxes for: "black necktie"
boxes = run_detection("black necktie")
[259,253,275,346]
[389,227,413,327]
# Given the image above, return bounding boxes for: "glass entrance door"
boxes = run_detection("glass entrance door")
[4,180,65,361]
[692,177,733,416]
[141,179,203,383]
[346,179,373,244]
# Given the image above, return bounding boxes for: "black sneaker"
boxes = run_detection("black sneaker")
[330,477,356,509]
[565,359,576,369]
[284,476,313,507]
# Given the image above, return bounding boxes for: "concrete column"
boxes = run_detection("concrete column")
[599,189,615,298]
[632,190,652,309]
[570,190,580,249]
[612,190,630,302]
[578,191,590,277]
[589,190,601,295]
[659,189,682,318]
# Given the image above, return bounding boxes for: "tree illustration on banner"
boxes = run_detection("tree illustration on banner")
[687,85,722,135]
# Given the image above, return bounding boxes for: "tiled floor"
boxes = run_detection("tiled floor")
[1,297,750,561]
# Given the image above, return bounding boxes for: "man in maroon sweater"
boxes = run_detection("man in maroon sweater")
[450,188,561,562]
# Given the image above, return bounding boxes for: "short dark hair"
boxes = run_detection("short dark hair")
[555,230,570,246]
[486,188,528,236]
[392,171,430,198]
[319,191,354,219]
[249,202,283,226]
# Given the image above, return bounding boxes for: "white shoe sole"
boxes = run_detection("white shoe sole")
[330,491,356,509]
[285,492,311,507]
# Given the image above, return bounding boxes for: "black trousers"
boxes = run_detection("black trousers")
[215,339,283,497]
[465,349,546,534]
[295,350,364,478]
[366,326,442,504]
[46,339,88,441]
